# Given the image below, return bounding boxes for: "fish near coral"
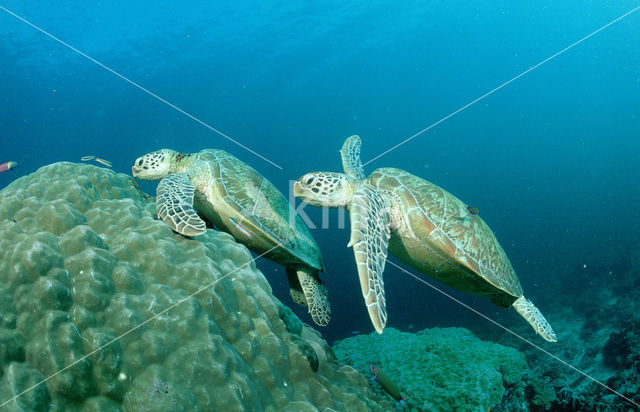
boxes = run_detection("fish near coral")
[369,364,407,407]
[0,161,17,173]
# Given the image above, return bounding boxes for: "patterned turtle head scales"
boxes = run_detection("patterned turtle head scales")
[293,172,355,207]
[132,149,191,180]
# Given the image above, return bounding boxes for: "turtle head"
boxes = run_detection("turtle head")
[132,149,183,180]
[293,172,355,208]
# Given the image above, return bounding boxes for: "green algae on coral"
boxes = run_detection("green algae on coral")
[333,327,528,411]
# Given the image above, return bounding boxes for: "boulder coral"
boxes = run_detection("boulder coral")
[0,162,391,411]
[333,327,528,411]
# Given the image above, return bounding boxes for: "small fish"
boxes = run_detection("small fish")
[229,217,252,238]
[369,364,408,408]
[80,155,95,161]
[94,157,112,167]
[351,331,360,334]
[467,205,479,215]
[0,161,17,173]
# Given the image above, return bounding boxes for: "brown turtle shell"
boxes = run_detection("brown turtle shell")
[368,167,523,307]
[189,149,324,272]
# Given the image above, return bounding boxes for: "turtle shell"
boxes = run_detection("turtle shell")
[190,149,323,271]
[367,167,523,307]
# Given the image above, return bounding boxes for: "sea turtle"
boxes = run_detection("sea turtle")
[132,148,330,327]
[293,135,556,341]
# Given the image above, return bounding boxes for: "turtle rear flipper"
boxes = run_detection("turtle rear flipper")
[348,183,391,334]
[513,296,557,342]
[286,266,331,326]
[156,173,207,236]
[286,267,308,306]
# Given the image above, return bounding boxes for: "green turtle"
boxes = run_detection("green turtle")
[132,148,330,327]
[293,135,556,341]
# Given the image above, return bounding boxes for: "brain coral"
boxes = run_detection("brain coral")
[0,162,391,411]
[333,327,528,411]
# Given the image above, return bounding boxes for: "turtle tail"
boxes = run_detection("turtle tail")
[512,296,557,342]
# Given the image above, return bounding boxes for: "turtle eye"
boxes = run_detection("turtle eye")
[137,159,143,166]
[305,176,315,185]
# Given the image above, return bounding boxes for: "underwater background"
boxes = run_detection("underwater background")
[1,1,639,410]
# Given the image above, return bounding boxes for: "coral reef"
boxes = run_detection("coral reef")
[0,162,392,411]
[492,249,640,411]
[333,327,528,411]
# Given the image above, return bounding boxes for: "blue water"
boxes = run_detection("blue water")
[1,1,639,343]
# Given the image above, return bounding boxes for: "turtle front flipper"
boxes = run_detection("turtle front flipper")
[286,266,331,326]
[348,183,391,334]
[512,296,557,342]
[156,173,207,236]
[340,135,365,180]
